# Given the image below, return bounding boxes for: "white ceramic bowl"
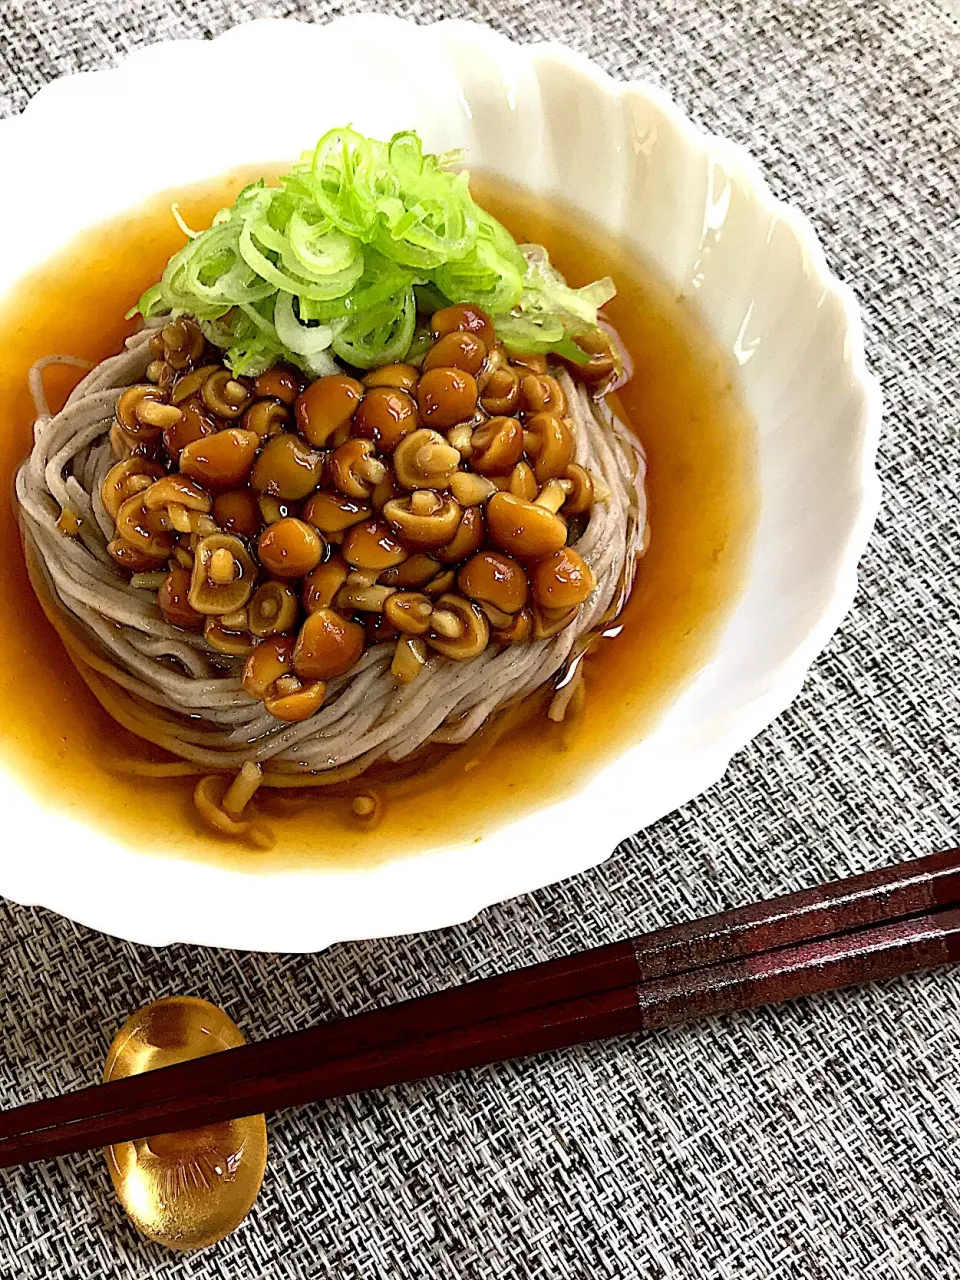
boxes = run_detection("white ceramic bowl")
[0,16,880,951]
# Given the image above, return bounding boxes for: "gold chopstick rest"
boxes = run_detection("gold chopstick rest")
[103,996,266,1250]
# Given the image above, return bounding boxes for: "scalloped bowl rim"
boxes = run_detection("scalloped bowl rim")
[0,17,881,951]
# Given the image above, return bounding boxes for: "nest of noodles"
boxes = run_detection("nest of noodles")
[15,324,647,841]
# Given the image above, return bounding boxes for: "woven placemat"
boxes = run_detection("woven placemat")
[1,2,959,1277]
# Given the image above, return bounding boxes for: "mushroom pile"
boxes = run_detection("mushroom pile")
[102,307,613,724]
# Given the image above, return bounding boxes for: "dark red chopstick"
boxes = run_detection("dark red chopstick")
[1,849,958,1168]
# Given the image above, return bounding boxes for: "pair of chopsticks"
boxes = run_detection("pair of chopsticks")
[1,848,959,1169]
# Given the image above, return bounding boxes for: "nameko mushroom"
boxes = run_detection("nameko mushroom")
[86,301,615,724]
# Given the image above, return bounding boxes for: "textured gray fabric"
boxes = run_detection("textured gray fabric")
[1,1,959,1277]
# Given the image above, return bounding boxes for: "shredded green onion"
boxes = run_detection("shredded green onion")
[133,127,616,375]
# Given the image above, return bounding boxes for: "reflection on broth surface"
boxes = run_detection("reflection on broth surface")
[0,166,756,869]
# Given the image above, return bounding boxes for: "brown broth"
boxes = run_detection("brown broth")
[0,168,757,871]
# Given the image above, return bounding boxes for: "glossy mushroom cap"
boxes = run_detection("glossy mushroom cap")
[248,581,300,637]
[431,303,496,350]
[436,505,485,563]
[101,458,165,521]
[458,550,529,615]
[392,429,461,490]
[302,491,370,534]
[384,591,434,636]
[294,374,364,446]
[470,417,524,475]
[181,429,260,490]
[417,367,479,431]
[382,493,462,550]
[485,491,568,559]
[342,519,409,571]
[201,370,251,419]
[353,387,419,452]
[258,518,325,579]
[158,567,204,630]
[213,489,263,538]
[189,534,257,615]
[114,494,175,559]
[426,594,490,661]
[423,331,487,376]
[250,434,324,500]
[531,548,596,610]
[329,439,388,499]
[362,363,419,393]
[523,412,574,483]
[293,608,366,681]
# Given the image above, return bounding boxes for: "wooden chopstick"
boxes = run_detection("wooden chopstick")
[1,848,958,1168]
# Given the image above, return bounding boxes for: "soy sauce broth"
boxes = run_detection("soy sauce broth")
[0,167,757,870]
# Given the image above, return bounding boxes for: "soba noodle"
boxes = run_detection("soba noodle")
[16,325,646,796]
